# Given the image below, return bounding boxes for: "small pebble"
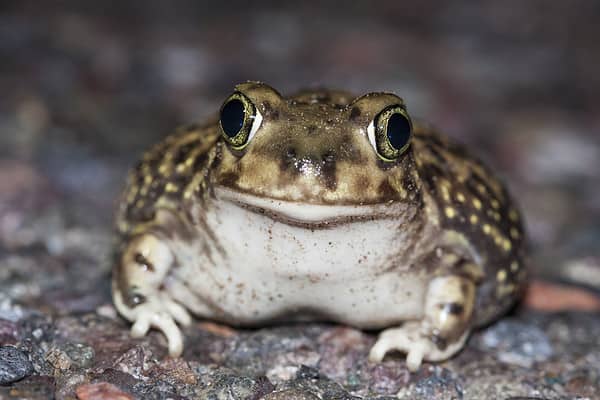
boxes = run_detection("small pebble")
[75,382,134,400]
[480,320,553,367]
[0,345,34,384]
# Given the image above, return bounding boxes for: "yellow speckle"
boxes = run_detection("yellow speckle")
[492,211,501,222]
[510,227,520,239]
[491,199,500,209]
[496,284,515,298]
[144,175,153,185]
[158,163,171,175]
[445,206,456,219]
[135,199,145,208]
[472,198,482,210]
[477,184,487,194]
[509,208,519,222]
[176,163,187,174]
[126,188,138,203]
[440,183,451,202]
[494,235,503,246]
[456,192,466,203]
[165,182,179,193]
[483,224,491,234]
[185,156,196,167]
[469,214,478,224]
[497,269,507,282]
[510,261,519,272]
[502,239,512,252]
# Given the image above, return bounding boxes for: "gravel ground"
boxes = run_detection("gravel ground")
[1,1,600,399]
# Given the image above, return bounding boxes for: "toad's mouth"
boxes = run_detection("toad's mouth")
[215,187,408,227]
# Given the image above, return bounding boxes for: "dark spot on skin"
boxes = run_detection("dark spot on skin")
[431,334,448,350]
[307,125,317,135]
[262,101,279,120]
[320,151,337,190]
[325,118,334,125]
[135,253,155,271]
[173,140,201,165]
[192,152,209,171]
[443,302,464,315]
[417,162,445,192]
[322,151,335,164]
[377,179,396,199]
[426,143,448,166]
[280,148,297,172]
[349,106,362,121]
[219,171,240,187]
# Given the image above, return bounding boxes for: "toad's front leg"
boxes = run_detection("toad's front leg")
[369,274,477,371]
[112,234,192,357]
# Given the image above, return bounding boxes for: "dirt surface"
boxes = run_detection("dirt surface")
[1,1,600,399]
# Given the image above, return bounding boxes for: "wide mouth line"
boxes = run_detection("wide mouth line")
[215,187,402,224]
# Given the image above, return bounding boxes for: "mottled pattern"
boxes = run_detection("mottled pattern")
[116,124,221,237]
[413,127,527,324]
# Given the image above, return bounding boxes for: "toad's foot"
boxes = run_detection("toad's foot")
[369,322,470,371]
[369,275,476,371]
[112,233,192,357]
[114,285,192,357]
[129,292,192,357]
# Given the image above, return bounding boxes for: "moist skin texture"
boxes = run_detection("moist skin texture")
[112,82,527,371]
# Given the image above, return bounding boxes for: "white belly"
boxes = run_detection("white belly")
[166,191,427,328]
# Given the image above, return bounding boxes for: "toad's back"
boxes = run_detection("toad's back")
[412,129,526,325]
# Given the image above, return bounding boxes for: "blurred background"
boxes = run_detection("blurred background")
[1,0,600,313]
[2,2,600,398]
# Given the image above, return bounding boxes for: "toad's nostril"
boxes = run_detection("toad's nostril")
[286,148,297,160]
[322,152,336,164]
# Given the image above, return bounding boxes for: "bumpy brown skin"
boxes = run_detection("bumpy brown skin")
[113,82,527,367]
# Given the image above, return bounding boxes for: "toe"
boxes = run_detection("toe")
[368,341,387,362]
[406,342,426,372]
[167,300,192,327]
[131,315,151,338]
[152,313,184,357]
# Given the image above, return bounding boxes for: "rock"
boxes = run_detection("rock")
[479,320,554,367]
[76,382,134,400]
[262,388,321,400]
[0,318,19,345]
[0,345,34,384]
[397,367,463,400]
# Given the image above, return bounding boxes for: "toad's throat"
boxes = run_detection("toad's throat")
[215,187,409,226]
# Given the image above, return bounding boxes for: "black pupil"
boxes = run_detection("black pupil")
[220,99,246,138]
[386,113,411,150]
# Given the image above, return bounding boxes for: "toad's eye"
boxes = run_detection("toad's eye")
[367,105,413,161]
[219,92,263,150]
